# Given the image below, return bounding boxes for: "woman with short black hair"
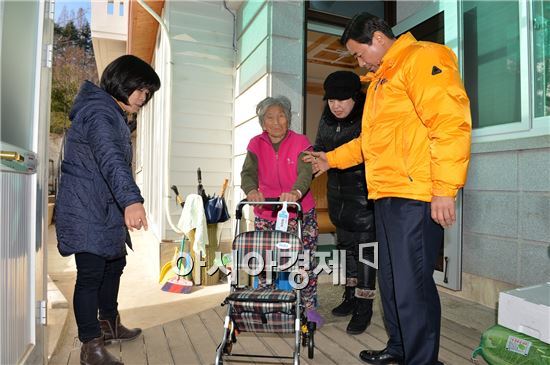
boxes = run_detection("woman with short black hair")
[55,54,160,365]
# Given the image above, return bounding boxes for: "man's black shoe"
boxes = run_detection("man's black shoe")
[359,348,403,365]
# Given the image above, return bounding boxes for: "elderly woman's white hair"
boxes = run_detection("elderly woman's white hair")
[256,96,292,127]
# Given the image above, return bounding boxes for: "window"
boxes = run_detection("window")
[119,1,124,16]
[463,1,521,129]
[307,1,395,27]
[533,0,550,118]
[107,0,114,15]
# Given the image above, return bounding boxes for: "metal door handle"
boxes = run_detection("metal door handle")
[0,151,24,162]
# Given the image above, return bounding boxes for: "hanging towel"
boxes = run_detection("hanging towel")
[177,194,209,256]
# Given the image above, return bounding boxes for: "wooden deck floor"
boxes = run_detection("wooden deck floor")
[51,296,489,365]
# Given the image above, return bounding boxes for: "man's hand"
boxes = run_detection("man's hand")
[431,196,456,228]
[125,202,148,231]
[303,151,329,177]
[246,189,265,202]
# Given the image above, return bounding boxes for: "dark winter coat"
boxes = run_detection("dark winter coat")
[55,81,143,259]
[313,93,375,233]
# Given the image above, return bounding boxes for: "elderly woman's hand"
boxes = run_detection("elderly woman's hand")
[280,190,301,202]
[246,189,265,202]
[303,151,329,177]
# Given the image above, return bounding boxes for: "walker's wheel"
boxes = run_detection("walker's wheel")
[222,328,234,354]
[307,331,315,359]
[223,341,232,355]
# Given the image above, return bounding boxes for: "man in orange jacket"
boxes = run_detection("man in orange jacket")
[305,13,471,365]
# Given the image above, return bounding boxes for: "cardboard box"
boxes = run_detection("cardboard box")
[498,282,550,344]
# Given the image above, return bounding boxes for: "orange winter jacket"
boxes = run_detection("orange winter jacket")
[326,33,471,202]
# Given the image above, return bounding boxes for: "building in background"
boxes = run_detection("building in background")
[91,0,128,76]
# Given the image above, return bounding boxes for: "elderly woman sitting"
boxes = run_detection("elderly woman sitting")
[240,96,324,328]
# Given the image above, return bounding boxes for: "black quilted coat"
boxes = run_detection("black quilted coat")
[55,81,143,259]
[313,93,375,232]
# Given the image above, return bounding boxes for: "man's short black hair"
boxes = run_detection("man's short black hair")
[341,13,396,46]
[100,55,161,105]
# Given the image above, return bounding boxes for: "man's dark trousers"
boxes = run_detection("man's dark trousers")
[374,197,444,365]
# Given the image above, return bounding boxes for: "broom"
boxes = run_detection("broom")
[161,237,193,294]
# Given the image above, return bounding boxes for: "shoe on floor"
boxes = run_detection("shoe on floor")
[359,347,403,365]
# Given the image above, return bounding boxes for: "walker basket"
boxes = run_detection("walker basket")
[225,288,296,333]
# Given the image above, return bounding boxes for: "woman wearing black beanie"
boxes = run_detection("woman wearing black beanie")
[313,70,377,335]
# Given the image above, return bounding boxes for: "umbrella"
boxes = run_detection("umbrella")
[197,167,230,224]
[197,168,208,203]
[203,179,230,224]
[170,185,184,207]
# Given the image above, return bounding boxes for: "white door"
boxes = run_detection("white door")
[392,1,464,290]
[0,0,53,363]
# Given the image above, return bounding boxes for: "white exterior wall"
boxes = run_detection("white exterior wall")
[166,1,235,241]
[137,0,235,250]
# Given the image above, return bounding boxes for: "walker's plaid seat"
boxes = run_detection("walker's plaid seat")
[226,288,297,333]
[233,230,303,271]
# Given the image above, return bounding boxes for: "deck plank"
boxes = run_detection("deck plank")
[321,324,372,363]
[441,325,482,351]
[120,335,147,365]
[67,338,81,365]
[312,328,363,364]
[142,325,174,365]
[334,320,388,350]
[163,319,202,365]
[198,308,250,365]
[182,312,220,364]
[48,336,76,365]
[438,336,473,365]
[442,316,484,343]
[440,331,479,360]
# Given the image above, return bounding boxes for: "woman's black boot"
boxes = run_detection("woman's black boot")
[346,298,373,334]
[331,286,356,316]
[80,336,123,365]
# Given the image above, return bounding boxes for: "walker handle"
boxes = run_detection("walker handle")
[235,199,303,220]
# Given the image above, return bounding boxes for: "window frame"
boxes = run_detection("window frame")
[530,0,550,135]
[467,0,531,140]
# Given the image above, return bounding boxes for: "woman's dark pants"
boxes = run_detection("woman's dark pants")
[74,253,126,343]
[336,228,377,291]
